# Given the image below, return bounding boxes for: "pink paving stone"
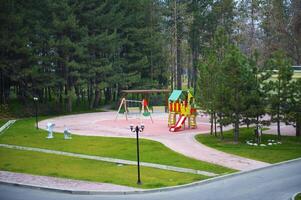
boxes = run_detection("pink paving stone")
[39,112,270,171]
[263,123,296,136]
[0,171,141,191]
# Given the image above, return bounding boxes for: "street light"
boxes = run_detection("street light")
[130,123,144,185]
[33,97,39,129]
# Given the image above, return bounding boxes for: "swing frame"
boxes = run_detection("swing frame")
[115,98,153,123]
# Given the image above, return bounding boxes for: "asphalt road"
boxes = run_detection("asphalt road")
[0,159,300,200]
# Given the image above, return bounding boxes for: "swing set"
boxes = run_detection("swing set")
[115,98,153,123]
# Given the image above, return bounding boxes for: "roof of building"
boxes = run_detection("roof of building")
[292,66,301,71]
[168,90,182,101]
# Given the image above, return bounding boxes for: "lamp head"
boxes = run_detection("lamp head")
[130,124,134,131]
[141,124,144,131]
[33,97,38,101]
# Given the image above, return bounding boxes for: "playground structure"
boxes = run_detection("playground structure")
[120,89,170,112]
[115,98,153,123]
[114,89,197,132]
[168,90,197,132]
[115,89,171,123]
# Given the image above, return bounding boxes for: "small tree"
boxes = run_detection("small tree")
[197,27,230,138]
[286,79,301,137]
[222,46,253,142]
[198,53,218,135]
[243,51,271,142]
[266,50,293,140]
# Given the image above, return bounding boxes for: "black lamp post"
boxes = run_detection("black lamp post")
[33,97,39,129]
[130,123,144,185]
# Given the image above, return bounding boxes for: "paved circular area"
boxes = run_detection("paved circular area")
[40,112,210,138]
[39,112,269,171]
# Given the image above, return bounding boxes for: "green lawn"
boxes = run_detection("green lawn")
[195,128,301,163]
[0,148,205,189]
[0,118,234,174]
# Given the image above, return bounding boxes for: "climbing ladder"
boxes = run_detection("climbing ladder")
[168,112,176,127]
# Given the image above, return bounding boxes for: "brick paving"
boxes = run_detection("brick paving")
[0,171,140,192]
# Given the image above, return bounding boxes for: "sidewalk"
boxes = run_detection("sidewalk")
[0,171,140,192]
[149,133,269,171]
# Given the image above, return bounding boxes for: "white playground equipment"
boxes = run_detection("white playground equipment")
[115,98,153,123]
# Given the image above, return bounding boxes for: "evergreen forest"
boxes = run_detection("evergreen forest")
[1,0,300,137]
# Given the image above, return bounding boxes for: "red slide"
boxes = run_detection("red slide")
[169,115,186,132]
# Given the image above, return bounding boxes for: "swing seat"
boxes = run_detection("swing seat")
[118,108,125,114]
[143,111,151,117]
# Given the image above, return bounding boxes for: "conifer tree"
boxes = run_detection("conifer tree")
[286,79,301,137]
[222,46,253,142]
[266,50,293,139]
[49,0,87,112]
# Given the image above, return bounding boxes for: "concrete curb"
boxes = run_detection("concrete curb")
[0,181,139,195]
[0,120,16,134]
[291,192,301,200]
[1,157,300,195]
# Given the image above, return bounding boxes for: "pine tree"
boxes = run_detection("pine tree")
[243,51,271,142]
[266,50,293,140]
[188,0,214,93]
[222,46,253,142]
[49,0,87,112]
[0,1,34,103]
[286,79,301,137]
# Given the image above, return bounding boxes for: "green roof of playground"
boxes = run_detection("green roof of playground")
[168,90,182,101]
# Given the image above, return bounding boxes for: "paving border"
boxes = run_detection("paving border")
[0,157,300,195]
[291,192,301,200]
[0,120,16,135]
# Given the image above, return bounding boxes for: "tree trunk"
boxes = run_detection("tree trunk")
[59,84,63,104]
[220,124,224,140]
[277,79,281,140]
[93,87,101,108]
[75,86,81,106]
[234,114,240,142]
[214,112,217,137]
[67,94,72,113]
[277,113,281,140]
[173,0,177,90]
[187,66,191,88]
[65,85,72,113]
[89,81,95,109]
[256,116,260,143]
[105,88,112,104]
[176,36,182,89]
[296,114,301,137]
[87,82,91,105]
[210,112,213,135]
[48,87,52,102]
[192,43,198,94]
[218,113,224,140]
[0,70,4,104]
[81,88,85,103]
